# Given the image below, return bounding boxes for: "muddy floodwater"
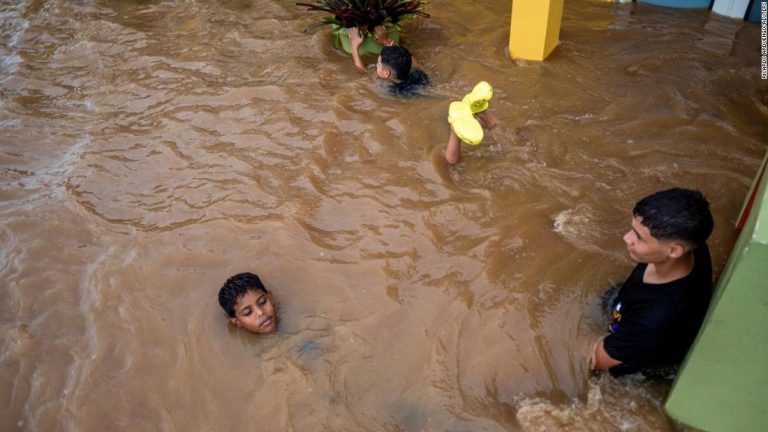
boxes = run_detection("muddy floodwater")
[1,0,766,430]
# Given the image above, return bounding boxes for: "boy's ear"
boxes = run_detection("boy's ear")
[229,317,241,327]
[667,242,686,259]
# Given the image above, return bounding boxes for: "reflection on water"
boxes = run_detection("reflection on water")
[1,0,765,430]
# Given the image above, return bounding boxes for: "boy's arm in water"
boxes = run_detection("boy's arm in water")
[592,336,622,370]
[445,127,461,165]
[445,111,496,165]
[348,27,366,73]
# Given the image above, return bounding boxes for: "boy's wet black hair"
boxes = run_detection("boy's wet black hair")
[633,188,714,249]
[218,272,268,318]
[380,45,412,81]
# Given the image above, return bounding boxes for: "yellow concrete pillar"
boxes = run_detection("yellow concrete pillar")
[508,0,565,61]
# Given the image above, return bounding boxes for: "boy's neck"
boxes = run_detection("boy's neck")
[644,251,695,284]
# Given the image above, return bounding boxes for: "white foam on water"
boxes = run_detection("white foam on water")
[1,54,22,69]
[0,118,21,128]
[0,4,28,75]
[515,376,670,431]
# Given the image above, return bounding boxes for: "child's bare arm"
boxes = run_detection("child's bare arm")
[348,27,366,73]
[445,127,461,165]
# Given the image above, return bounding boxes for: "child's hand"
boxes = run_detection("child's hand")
[347,27,366,73]
[374,25,395,47]
[348,26,364,50]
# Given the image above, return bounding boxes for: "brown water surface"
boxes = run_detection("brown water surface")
[1,0,766,430]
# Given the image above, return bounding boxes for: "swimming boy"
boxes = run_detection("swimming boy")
[218,272,278,334]
[348,26,429,96]
[592,188,714,377]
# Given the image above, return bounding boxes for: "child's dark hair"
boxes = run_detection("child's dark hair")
[633,188,713,249]
[218,272,267,318]
[380,45,412,81]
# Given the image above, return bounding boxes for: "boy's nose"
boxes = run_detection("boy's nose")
[623,231,633,245]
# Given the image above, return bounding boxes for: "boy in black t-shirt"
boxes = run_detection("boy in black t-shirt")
[348,26,429,97]
[592,188,714,377]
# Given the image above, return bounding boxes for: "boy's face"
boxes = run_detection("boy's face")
[623,216,680,264]
[229,289,277,334]
[375,55,390,80]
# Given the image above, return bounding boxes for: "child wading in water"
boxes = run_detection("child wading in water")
[347,26,429,97]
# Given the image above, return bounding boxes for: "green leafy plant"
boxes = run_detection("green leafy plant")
[296,0,429,35]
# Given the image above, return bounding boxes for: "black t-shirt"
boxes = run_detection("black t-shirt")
[388,68,429,97]
[604,245,713,376]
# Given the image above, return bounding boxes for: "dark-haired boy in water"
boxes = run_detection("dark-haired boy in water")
[592,188,714,377]
[348,26,429,97]
[218,272,277,334]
